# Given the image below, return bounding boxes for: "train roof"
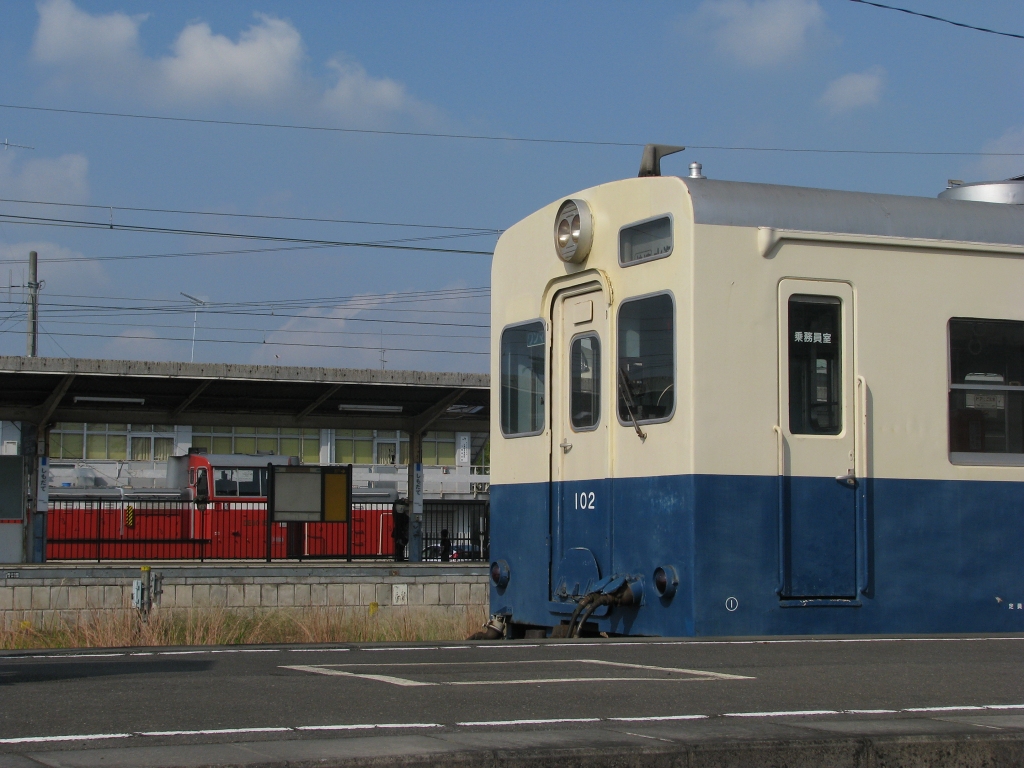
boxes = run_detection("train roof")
[681,178,1024,248]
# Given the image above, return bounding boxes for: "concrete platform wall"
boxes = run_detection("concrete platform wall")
[0,563,489,628]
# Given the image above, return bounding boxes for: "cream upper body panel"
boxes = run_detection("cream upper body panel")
[492,174,1024,485]
[491,177,693,486]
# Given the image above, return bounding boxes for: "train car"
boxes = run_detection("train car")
[488,146,1024,637]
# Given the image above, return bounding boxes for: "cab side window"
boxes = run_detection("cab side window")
[617,294,674,424]
[500,321,546,436]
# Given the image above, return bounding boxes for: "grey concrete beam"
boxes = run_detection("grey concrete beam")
[410,389,469,436]
[33,374,75,427]
[171,380,212,417]
[0,356,488,389]
[296,383,344,419]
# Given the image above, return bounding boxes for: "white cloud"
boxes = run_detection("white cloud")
[699,0,826,66]
[31,0,428,122]
[820,66,884,114]
[977,125,1024,180]
[33,0,143,68]
[0,153,89,203]
[159,14,304,105]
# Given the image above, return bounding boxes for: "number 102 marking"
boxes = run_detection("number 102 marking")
[574,491,595,510]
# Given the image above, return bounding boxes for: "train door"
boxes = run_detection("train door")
[778,280,858,598]
[550,286,611,603]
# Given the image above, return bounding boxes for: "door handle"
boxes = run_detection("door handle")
[559,439,573,453]
[835,469,857,488]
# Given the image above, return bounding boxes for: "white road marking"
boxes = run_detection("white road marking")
[447,677,713,686]
[904,706,986,712]
[296,723,440,731]
[281,658,752,686]
[140,728,292,737]
[725,710,840,718]
[4,634,1021,662]
[5,704,1023,745]
[282,665,435,687]
[0,733,133,744]
[457,718,601,727]
[619,731,675,742]
[577,659,752,680]
[609,715,710,722]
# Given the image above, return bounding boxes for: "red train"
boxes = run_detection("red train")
[47,452,395,561]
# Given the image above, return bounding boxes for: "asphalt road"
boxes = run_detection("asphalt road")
[1,635,1023,767]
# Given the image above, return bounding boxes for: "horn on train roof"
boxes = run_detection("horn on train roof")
[638,144,685,177]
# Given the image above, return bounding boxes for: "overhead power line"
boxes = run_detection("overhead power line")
[0,212,494,256]
[0,299,490,330]
[35,285,489,307]
[0,103,637,148]
[41,317,488,341]
[3,103,1023,157]
[0,197,502,234]
[845,0,1024,40]
[38,329,488,356]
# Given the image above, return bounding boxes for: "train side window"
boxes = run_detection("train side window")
[618,293,674,424]
[500,320,546,437]
[949,319,1024,460]
[570,334,601,430]
[788,296,842,435]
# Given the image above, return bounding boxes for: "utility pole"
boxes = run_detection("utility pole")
[26,251,38,357]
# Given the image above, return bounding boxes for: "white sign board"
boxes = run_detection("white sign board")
[273,469,321,522]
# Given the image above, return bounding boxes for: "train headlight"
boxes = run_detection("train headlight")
[491,559,511,589]
[554,199,594,264]
[653,566,678,599]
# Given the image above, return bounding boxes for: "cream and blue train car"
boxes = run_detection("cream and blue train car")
[488,151,1024,637]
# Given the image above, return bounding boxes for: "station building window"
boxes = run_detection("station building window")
[949,319,1024,461]
[191,426,320,463]
[334,429,375,464]
[617,294,674,424]
[500,320,546,436]
[129,425,175,461]
[422,432,457,466]
[333,430,457,466]
[49,424,175,461]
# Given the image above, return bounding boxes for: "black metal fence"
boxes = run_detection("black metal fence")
[46,499,489,563]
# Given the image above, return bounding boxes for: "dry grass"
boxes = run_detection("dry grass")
[0,606,489,650]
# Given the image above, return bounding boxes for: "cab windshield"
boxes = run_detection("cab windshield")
[213,467,268,497]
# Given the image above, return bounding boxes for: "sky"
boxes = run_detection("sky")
[0,0,1021,373]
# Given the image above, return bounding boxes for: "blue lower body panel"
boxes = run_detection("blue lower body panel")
[489,474,1024,636]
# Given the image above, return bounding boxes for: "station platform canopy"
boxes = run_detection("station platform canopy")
[0,356,489,434]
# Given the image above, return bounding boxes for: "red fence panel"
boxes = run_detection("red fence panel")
[47,499,485,562]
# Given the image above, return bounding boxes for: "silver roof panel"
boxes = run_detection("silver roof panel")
[682,178,1024,248]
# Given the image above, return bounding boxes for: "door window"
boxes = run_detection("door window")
[570,335,601,430]
[617,294,674,424]
[500,321,546,436]
[789,296,842,435]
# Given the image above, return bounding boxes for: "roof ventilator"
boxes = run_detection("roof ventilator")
[938,175,1024,204]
